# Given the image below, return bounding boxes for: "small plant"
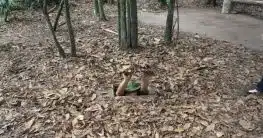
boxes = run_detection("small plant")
[0,0,59,22]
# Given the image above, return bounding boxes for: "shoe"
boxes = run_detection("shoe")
[248,89,259,93]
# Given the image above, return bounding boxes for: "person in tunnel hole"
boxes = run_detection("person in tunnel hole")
[113,65,154,96]
[248,77,263,94]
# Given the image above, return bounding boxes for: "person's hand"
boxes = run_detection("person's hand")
[141,69,155,79]
[120,65,134,80]
[122,71,132,80]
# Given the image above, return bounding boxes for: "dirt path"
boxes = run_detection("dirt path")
[138,8,263,51]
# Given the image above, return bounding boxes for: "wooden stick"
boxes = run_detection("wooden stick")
[102,28,118,35]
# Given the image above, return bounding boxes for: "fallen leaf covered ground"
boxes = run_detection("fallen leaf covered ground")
[0,1,263,137]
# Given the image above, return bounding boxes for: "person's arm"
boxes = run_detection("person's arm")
[140,70,154,95]
[115,65,133,96]
[140,75,150,94]
[116,75,131,96]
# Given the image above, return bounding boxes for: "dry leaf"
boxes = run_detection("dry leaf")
[76,66,85,73]
[77,98,83,103]
[75,74,83,80]
[205,123,215,132]
[239,119,255,131]
[155,132,160,138]
[0,129,4,135]
[55,131,64,138]
[183,123,191,130]
[216,132,224,137]
[200,120,209,126]
[23,117,35,132]
[31,121,41,132]
[65,113,70,120]
[59,88,68,95]
[167,126,174,131]
[257,99,263,106]
[85,104,102,112]
[91,93,97,101]
[0,97,5,105]
[153,38,160,44]
[174,127,185,133]
[72,115,85,129]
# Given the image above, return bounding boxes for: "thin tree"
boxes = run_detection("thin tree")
[64,0,76,57]
[126,0,131,47]
[174,0,179,45]
[53,0,64,31]
[106,0,114,4]
[158,0,167,7]
[130,0,138,48]
[43,0,66,57]
[98,0,107,21]
[164,0,175,43]
[93,0,107,21]
[42,0,77,57]
[120,0,127,48]
[118,0,138,48]
[117,0,121,45]
[93,0,99,16]
[206,0,217,7]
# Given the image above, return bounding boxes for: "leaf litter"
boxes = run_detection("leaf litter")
[0,0,263,137]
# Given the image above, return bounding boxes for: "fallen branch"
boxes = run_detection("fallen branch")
[102,28,118,35]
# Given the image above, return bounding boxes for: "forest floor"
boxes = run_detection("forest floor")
[1,1,263,137]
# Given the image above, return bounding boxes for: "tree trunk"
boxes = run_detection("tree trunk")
[107,0,114,4]
[93,0,99,16]
[130,0,138,48]
[158,0,167,7]
[126,0,131,47]
[212,0,216,7]
[206,0,217,7]
[174,0,179,45]
[64,0,77,57]
[98,0,107,21]
[4,0,9,22]
[4,9,9,22]
[43,0,66,58]
[164,0,175,43]
[117,0,121,45]
[53,0,64,31]
[120,0,127,48]
[222,0,232,14]
[118,0,138,48]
